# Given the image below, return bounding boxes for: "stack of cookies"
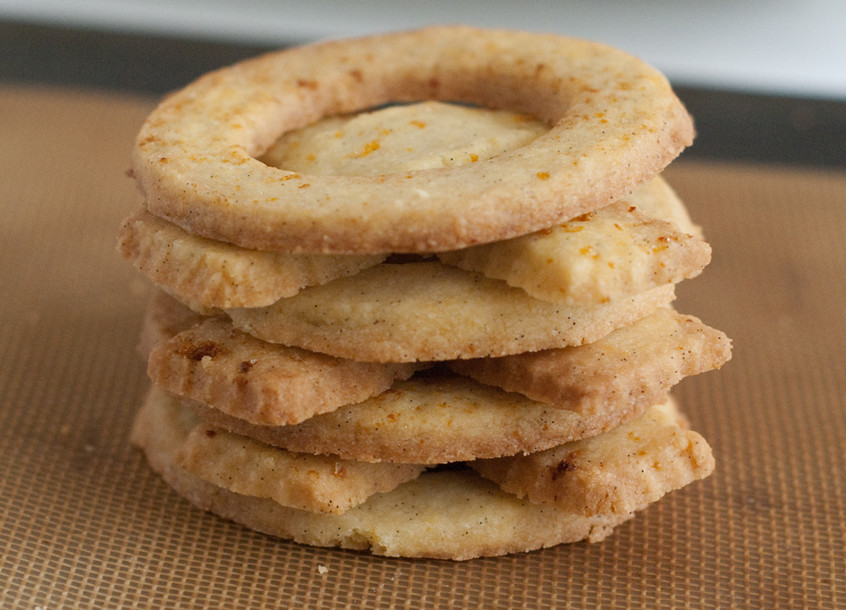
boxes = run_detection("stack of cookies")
[119,28,730,560]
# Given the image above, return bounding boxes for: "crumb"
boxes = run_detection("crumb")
[317,564,329,575]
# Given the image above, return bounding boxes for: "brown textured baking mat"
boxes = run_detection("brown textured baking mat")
[1,84,843,609]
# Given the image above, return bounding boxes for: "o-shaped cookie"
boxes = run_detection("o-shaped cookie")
[134,26,694,254]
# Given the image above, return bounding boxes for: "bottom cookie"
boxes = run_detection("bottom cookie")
[131,388,711,560]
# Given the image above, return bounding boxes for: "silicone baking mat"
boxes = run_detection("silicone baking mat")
[1,85,843,608]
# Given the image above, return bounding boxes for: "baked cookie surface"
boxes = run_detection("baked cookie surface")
[133,26,694,254]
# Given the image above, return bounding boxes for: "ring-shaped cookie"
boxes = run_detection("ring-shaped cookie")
[134,26,694,254]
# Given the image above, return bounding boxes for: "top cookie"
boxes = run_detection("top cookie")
[133,26,694,254]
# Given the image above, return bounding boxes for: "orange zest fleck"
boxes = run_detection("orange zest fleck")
[354,140,381,158]
[558,224,584,233]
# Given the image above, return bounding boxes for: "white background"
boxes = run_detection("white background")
[2,0,845,99]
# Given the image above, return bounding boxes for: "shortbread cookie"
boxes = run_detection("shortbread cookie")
[122,101,699,310]
[118,209,385,309]
[471,399,714,515]
[439,201,709,305]
[450,308,731,414]
[176,421,425,514]
[148,317,422,426]
[184,374,650,464]
[226,263,676,362]
[133,26,693,254]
